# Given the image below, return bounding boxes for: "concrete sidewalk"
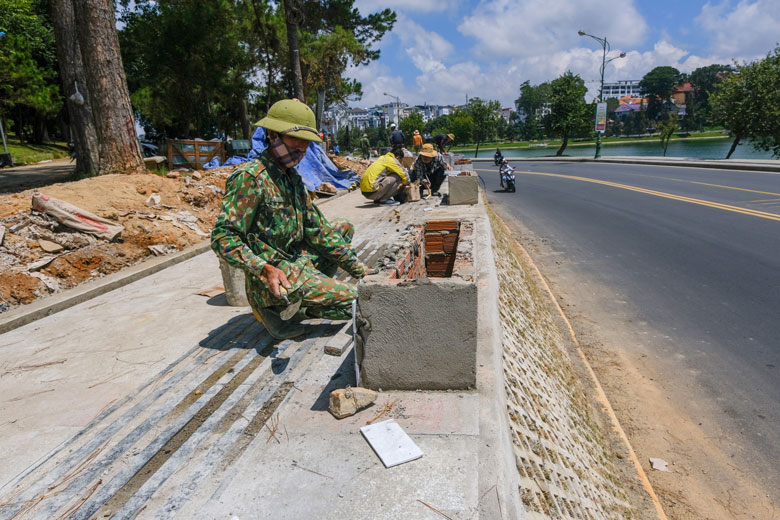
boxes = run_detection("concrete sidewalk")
[0,183,522,518]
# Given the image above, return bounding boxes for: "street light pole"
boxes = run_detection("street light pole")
[578,31,625,159]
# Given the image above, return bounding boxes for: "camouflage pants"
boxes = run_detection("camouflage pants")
[247,219,358,321]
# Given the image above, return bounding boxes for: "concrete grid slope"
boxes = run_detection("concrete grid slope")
[491,212,641,519]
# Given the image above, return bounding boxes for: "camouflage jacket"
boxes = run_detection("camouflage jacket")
[211,153,366,299]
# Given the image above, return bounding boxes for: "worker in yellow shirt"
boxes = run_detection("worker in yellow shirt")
[360,149,415,205]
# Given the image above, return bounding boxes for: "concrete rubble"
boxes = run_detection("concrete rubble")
[0,166,235,312]
[328,386,378,419]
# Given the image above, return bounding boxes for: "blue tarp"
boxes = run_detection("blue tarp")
[247,127,358,192]
[203,155,250,169]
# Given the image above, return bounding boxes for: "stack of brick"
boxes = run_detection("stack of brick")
[424,219,459,277]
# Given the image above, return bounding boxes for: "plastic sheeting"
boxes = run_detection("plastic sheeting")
[247,127,358,192]
[203,155,250,169]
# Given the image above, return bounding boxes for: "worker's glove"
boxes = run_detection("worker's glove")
[352,261,370,279]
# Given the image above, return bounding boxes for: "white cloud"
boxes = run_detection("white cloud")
[458,0,648,59]
[346,60,408,108]
[395,14,454,73]
[695,0,780,60]
[354,0,453,14]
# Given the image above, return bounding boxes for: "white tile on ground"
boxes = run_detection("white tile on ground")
[360,419,423,468]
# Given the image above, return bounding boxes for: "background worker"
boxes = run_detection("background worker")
[360,148,411,206]
[359,133,370,159]
[412,130,423,153]
[212,99,368,340]
[389,123,405,156]
[412,143,451,197]
[432,132,455,154]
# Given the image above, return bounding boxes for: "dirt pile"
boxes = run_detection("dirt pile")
[0,167,234,312]
[0,157,368,314]
[331,156,368,178]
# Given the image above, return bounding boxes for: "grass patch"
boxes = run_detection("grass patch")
[4,136,70,165]
[451,129,730,153]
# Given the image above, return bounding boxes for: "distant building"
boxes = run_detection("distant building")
[618,95,647,105]
[671,82,694,105]
[602,80,642,99]
[515,102,550,123]
[499,107,514,122]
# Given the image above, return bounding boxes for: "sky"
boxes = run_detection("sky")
[347,0,780,108]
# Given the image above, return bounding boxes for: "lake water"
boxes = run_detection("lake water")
[471,137,777,160]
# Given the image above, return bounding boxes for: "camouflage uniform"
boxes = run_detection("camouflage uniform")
[211,152,366,320]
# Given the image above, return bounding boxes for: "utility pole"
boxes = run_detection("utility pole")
[283,0,305,102]
[578,31,626,159]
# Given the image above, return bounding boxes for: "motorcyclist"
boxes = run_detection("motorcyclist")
[494,148,503,165]
[499,159,513,189]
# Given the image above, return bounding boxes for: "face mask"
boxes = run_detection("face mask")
[268,134,305,168]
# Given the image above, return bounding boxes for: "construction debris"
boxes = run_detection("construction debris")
[0,169,230,313]
[328,386,378,419]
[145,193,161,207]
[649,458,670,472]
[38,239,64,253]
[148,244,179,256]
[31,192,124,241]
[360,419,423,468]
[196,286,225,298]
[29,272,60,292]
[318,182,338,194]
[324,322,353,356]
[27,256,57,272]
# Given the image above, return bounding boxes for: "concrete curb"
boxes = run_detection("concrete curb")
[469,155,780,173]
[474,196,525,518]
[0,241,212,334]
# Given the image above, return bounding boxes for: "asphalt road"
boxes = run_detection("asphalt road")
[0,158,75,193]
[478,160,780,502]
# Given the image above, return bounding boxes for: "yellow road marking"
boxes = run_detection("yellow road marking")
[476,168,780,222]
[746,198,780,203]
[687,180,780,197]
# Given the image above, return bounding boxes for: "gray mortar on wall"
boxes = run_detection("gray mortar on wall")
[448,170,479,206]
[356,220,477,390]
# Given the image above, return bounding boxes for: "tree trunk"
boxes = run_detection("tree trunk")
[474,140,480,158]
[240,99,251,140]
[556,135,568,156]
[726,135,741,159]
[283,0,305,102]
[71,0,144,175]
[315,89,325,133]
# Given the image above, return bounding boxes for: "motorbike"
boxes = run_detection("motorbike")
[500,164,516,193]
[493,150,504,166]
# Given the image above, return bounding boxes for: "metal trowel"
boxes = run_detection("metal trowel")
[279,286,301,321]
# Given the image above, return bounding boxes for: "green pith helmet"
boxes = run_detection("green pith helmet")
[255,99,322,143]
